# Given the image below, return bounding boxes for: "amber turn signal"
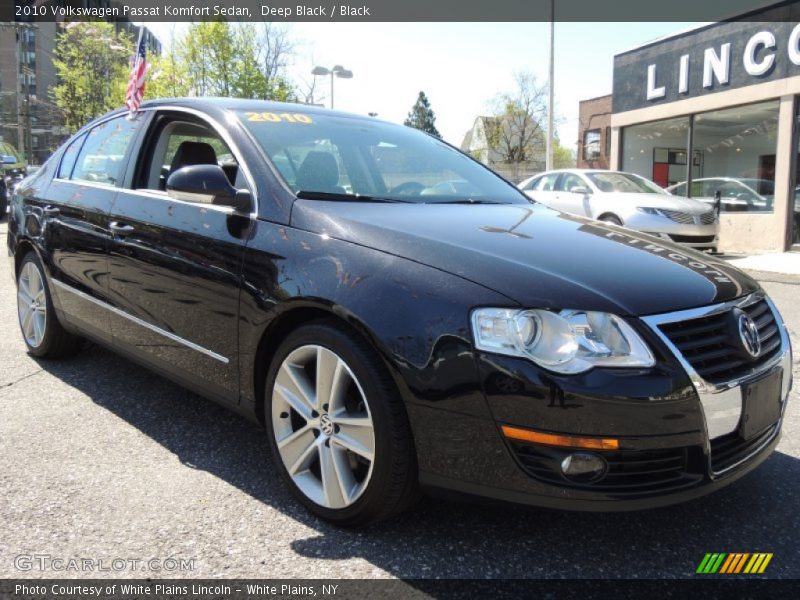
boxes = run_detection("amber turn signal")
[501,425,620,451]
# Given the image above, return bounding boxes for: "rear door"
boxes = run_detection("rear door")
[105,110,254,405]
[44,115,144,342]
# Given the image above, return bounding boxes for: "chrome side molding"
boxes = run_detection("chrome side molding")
[52,279,230,364]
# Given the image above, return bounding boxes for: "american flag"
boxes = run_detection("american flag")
[124,29,147,114]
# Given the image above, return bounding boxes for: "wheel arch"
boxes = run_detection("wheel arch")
[13,237,40,277]
[251,302,400,427]
[597,212,623,225]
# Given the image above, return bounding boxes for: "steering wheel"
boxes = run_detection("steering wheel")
[389,181,426,196]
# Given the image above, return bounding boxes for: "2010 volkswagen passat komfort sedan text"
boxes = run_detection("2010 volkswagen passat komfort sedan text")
[7,99,792,526]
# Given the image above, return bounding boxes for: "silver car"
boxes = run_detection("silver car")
[519,169,719,251]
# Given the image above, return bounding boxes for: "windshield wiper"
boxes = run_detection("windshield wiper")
[427,198,507,205]
[296,190,411,203]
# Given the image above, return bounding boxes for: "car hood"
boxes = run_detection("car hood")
[291,201,758,316]
[599,192,712,213]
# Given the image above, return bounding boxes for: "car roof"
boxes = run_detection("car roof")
[138,97,374,121]
[533,169,642,177]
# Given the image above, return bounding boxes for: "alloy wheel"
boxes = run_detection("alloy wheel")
[271,344,376,509]
[17,261,47,348]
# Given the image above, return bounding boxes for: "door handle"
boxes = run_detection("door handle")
[43,205,60,216]
[109,221,135,235]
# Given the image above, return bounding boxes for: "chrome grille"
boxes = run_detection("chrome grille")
[656,299,781,385]
[659,209,694,224]
[698,210,716,224]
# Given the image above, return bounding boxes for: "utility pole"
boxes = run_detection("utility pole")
[14,23,24,158]
[546,0,555,171]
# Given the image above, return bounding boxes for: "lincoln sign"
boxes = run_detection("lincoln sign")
[613,4,800,113]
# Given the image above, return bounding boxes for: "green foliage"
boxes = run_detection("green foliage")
[147,43,190,99]
[553,140,576,169]
[158,22,296,101]
[404,91,440,137]
[51,22,133,133]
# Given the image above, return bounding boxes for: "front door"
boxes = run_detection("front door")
[105,111,254,404]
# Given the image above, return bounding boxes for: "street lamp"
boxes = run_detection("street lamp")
[311,65,353,109]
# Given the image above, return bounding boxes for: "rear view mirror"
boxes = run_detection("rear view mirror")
[570,185,591,195]
[166,164,252,213]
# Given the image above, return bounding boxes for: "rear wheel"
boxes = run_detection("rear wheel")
[16,252,82,358]
[265,322,418,526]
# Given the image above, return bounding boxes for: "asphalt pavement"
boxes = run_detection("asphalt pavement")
[1,220,798,580]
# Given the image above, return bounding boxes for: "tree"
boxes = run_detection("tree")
[151,22,296,101]
[51,22,133,133]
[553,140,576,169]
[487,72,548,166]
[147,25,190,98]
[404,91,440,137]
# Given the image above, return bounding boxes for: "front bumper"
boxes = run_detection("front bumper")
[622,213,719,249]
[410,293,791,510]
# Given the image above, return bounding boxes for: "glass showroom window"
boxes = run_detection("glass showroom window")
[691,101,779,213]
[584,129,601,161]
[621,117,693,188]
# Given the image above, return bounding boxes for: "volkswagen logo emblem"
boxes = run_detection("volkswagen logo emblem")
[319,413,334,436]
[737,313,761,358]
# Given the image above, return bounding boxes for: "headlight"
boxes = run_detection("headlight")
[471,308,655,374]
[636,207,660,215]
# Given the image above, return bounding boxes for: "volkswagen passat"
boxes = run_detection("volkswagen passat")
[7,100,792,525]
[519,169,719,252]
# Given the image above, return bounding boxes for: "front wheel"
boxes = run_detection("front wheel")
[16,252,83,358]
[265,322,418,526]
[600,214,623,226]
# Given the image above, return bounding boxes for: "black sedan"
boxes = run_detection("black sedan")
[6,99,793,526]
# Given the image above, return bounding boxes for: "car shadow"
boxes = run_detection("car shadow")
[33,344,800,580]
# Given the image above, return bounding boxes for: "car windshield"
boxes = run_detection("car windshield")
[236,110,528,204]
[586,172,666,195]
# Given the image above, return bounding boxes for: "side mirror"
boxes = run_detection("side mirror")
[570,185,591,195]
[166,164,252,213]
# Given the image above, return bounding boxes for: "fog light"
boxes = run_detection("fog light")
[560,452,608,484]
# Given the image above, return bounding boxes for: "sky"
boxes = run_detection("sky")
[144,22,698,152]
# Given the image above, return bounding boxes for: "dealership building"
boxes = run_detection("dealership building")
[605,3,800,254]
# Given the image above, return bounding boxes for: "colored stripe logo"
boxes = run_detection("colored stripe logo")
[696,553,773,574]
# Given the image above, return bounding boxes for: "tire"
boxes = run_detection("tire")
[16,251,83,358]
[264,321,419,526]
[600,214,623,226]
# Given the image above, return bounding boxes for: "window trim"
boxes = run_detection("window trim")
[54,106,259,217]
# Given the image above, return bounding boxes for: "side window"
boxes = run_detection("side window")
[73,116,140,186]
[557,173,585,193]
[140,119,243,195]
[670,183,686,196]
[523,176,540,191]
[57,134,85,179]
[534,173,560,192]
